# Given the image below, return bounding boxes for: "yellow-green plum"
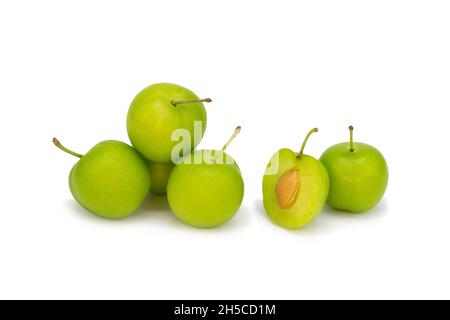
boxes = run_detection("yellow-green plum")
[148,161,174,195]
[263,128,329,229]
[127,83,210,163]
[167,127,244,228]
[320,126,388,213]
[53,138,151,219]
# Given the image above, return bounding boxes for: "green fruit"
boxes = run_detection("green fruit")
[53,138,151,219]
[167,127,244,228]
[148,161,174,195]
[127,83,210,163]
[263,128,329,229]
[320,126,388,213]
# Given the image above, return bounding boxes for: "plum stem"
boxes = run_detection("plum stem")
[52,138,83,158]
[297,128,318,159]
[221,126,242,152]
[349,125,355,152]
[171,98,212,107]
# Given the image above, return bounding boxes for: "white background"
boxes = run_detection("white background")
[1,0,449,300]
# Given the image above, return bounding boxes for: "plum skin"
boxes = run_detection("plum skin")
[69,141,151,219]
[320,142,388,213]
[167,150,244,228]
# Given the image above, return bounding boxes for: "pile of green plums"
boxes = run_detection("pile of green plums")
[54,82,388,230]
[54,83,244,228]
[263,126,388,229]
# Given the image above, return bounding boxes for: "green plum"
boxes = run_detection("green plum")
[320,126,388,213]
[53,138,151,219]
[148,161,174,195]
[127,83,210,163]
[167,127,244,228]
[263,128,329,229]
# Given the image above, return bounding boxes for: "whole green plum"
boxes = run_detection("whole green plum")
[167,127,244,228]
[320,126,388,213]
[54,138,151,219]
[148,161,174,195]
[127,83,210,163]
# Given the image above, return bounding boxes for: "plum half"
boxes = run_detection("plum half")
[262,129,329,229]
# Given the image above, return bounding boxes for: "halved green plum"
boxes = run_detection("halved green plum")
[262,129,329,229]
